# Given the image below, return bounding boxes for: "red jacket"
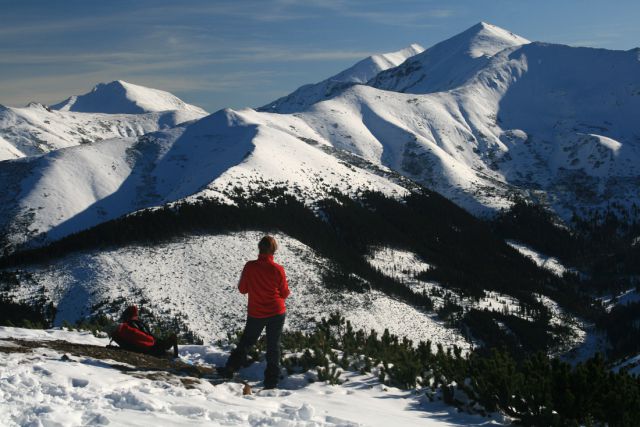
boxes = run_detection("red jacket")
[239,253,290,318]
[113,322,155,349]
[112,305,155,350]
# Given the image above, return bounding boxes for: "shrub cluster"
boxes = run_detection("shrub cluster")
[274,313,640,426]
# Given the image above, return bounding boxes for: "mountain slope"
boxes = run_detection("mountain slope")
[0,82,208,160]
[0,108,407,252]
[289,24,640,219]
[0,22,633,364]
[50,80,207,115]
[370,22,530,93]
[9,231,468,348]
[0,104,206,161]
[259,44,424,113]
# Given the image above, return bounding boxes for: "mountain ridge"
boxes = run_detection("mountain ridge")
[50,80,207,115]
[259,43,424,113]
[0,81,208,160]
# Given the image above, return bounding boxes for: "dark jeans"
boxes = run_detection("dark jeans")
[225,313,286,388]
[151,334,179,358]
[117,333,178,358]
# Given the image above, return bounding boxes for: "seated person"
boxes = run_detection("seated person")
[111,305,178,358]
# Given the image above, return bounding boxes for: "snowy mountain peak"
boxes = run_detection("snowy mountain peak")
[459,21,530,58]
[331,43,425,84]
[369,22,529,93]
[0,81,209,160]
[50,80,207,115]
[259,44,424,113]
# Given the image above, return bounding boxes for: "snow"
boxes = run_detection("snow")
[0,327,503,427]
[260,44,424,113]
[51,80,207,116]
[364,246,585,354]
[0,95,207,160]
[371,22,530,94]
[535,294,586,355]
[4,22,640,250]
[333,44,425,84]
[365,247,440,296]
[613,353,640,376]
[0,327,106,346]
[365,247,432,279]
[599,288,640,312]
[10,231,468,351]
[506,240,568,277]
[347,291,469,351]
[0,106,409,250]
[562,326,609,365]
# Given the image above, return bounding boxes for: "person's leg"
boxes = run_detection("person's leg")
[264,313,286,388]
[149,334,178,357]
[224,316,265,376]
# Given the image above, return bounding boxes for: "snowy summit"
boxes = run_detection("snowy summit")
[51,80,208,115]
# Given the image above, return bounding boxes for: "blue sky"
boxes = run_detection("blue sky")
[1,0,638,112]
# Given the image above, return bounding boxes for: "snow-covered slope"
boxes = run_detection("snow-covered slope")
[268,23,638,218]
[0,82,208,160]
[2,21,639,251]
[0,327,497,427]
[370,22,530,93]
[259,44,424,113]
[336,44,425,84]
[51,80,207,115]
[4,22,639,248]
[8,231,468,349]
[257,22,640,219]
[0,107,407,251]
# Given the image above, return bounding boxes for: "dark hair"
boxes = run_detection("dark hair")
[258,235,278,254]
[121,305,138,321]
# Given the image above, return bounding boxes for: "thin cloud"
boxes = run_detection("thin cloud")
[0,45,374,67]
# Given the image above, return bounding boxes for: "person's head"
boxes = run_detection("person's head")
[258,235,278,255]
[121,305,139,321]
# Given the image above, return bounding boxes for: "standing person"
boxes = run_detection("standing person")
[223,235,290,389]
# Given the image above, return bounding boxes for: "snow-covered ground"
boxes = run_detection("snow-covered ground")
[9,231,469,351]
[0,327,505,427]
[506,240,568,277]
[365,247,432,283]
[51,80,207,116]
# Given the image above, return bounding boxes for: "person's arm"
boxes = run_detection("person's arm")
[278,266,290,299]
[238,264,250,294]
[130,319,153,337]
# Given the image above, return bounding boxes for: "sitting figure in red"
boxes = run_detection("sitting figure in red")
[112,305,179,358]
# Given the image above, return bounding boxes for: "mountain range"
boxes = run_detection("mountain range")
[1,22,639,360]
[0,80,207,160]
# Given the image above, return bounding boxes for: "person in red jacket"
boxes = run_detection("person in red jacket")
[223,235,290,388]
[112,305,179,358]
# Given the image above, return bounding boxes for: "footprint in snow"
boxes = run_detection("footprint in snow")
[72,378,89,388]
